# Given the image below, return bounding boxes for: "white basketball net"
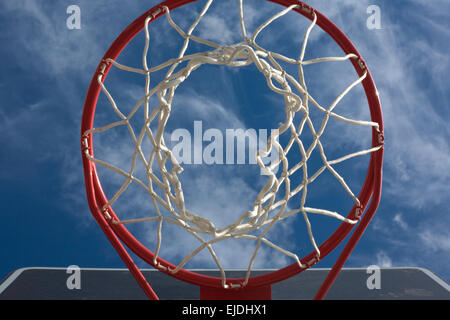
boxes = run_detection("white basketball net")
[83,0,382,288]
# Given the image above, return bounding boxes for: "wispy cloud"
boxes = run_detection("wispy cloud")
[393,213,408,231]
[419,230,450,252]
[376,251,393,267]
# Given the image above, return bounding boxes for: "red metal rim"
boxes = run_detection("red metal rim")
[81,0,384,289]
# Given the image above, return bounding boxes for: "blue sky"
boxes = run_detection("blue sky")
[1,0,449,287]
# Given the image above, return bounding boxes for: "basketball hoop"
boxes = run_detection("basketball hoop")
[81,0,384,300]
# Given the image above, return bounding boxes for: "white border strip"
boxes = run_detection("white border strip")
[1,266,448,294]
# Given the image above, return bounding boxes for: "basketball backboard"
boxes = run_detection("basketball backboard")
[0,267,448,300]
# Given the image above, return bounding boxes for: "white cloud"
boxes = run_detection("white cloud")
[376,251,393,267]
[1,1,103,75]
[393,213,408,231]
[172,91,245,129]
[419,230,450,252]
[198,15,235,44]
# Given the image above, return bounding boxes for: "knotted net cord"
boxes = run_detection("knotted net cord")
[83,0,383,288]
